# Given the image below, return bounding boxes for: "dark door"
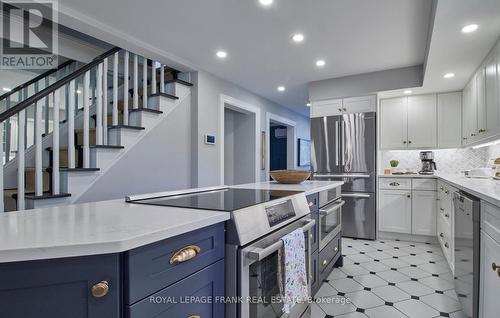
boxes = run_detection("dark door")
[270,125,287,172]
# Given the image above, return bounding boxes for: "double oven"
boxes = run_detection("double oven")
[317,187,344,250]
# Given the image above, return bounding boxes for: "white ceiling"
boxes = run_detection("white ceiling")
[56,0,433,114]
[380,0,500,98]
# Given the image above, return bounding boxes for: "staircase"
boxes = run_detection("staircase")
[0,47,193,211]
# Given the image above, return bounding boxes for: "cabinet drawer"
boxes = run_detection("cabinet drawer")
[412,178,437,191]
[379,178,411,190]
[125,223,224,304]
[126,259,224,318]
[306,193,319,213]
[319,232,341,277]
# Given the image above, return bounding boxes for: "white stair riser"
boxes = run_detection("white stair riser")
[90,148,123,171]
[26,196,72,210]
[165,83,190,98]
[148,95,176,113]
[129,111,159,127]
[108,129,144,148]
[60,171,100,194]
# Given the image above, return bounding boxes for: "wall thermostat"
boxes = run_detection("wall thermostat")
[204,134,216,145]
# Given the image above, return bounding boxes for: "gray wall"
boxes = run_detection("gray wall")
[76,95,192,202]
[194,70,311,187]
[308,65,423,101]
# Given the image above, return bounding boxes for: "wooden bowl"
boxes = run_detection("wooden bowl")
[269,170,311,184]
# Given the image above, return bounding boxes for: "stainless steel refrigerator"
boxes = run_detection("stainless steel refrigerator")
[311,112,376,240]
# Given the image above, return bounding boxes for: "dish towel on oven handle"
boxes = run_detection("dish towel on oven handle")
[278,228,309,314]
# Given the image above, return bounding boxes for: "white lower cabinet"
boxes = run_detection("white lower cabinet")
[378,178,437,236]
[480,231,500,318]
[411,190,437,236]
[379,189,412,233]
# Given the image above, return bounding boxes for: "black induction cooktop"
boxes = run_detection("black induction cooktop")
[129,188,302,212]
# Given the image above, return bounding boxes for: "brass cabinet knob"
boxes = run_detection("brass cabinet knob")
[91,281,109,298]
[471,133,476,137]
[445,242,449,248]
[308,201,314,207]
[492,262,500,277]
[343,108,347,111]
[334,246,338,252]
[322,259,328,267]
[403,141,407,144]
[445,190,449,194]
[170,245,201,265]
[408,140,412,144]
[439,233,444,238]
[440,208,445,211]
[407,194,411,198]
[338,108,342,112]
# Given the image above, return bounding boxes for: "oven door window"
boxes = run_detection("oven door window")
[247,240,310,317]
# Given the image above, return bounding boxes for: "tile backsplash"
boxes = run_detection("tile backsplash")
[379,147,491,174]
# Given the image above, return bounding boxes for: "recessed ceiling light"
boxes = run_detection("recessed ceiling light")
[461,24,478,33]
[306,102,311,107]
[404,90,412,94]
[216,50,227,59]
[259,0,273,6]
[316,60,326,67]
[277,86,285,92]
[2,87,12,92]
[76,90,82,94]
[444,73,455,79]
[292,33,304,43]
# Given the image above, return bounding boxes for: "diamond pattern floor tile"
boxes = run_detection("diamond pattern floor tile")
[312,237,462,318]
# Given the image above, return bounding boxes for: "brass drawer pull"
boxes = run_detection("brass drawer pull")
[389,182,400,187]
[170,245,201,265]
[444,242,449,248]
[91,281,109,298]
[308,201,315,207]
[492,263,500,277]
[322,259,328,267]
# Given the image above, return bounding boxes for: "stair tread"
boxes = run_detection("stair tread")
[60,168,100,172]
[149,92,179,100]
[24,192,72,200]
[165,79,193,87]
[90,145,124,149]
[129,108,163,114]
[108,125,145,130]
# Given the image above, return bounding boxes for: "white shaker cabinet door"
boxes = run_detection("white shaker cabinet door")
[485,50,499,136]
[311,99,343,118]
[379,189,412,234]
[407,94,437,149]
[437,92,462,148]
[480,231,500,318]
[380,97,408,150]
[476,67,487,137]
[411,190,437,236]
[343,95,376,113]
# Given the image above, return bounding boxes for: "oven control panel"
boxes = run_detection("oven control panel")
[265,200,296,227]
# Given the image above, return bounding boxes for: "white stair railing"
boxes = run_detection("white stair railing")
[0,47,187,211]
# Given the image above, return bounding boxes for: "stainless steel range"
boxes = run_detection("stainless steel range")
[127,186,316,318]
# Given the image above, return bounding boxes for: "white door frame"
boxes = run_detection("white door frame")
[266,112,297,175]
[219,94,261,185]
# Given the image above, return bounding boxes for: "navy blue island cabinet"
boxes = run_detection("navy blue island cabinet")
[0,223,225,318]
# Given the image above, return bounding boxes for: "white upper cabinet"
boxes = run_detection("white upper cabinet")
[462,78,478,145]
[476,67,487,136]
[311,99,343,118]
[407,94,437,149]
[485,46,499,137]
[310,95,376,118]
[438,92,462,148]
[380,97,408,150]
[342,95,376,113]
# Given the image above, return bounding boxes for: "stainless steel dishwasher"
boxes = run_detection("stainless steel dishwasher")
[453,191,480,318]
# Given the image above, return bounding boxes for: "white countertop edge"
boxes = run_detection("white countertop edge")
[230,180,344,195]
[0,213,229,264]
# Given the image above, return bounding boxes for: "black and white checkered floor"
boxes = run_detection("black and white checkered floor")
[308,237,465,318]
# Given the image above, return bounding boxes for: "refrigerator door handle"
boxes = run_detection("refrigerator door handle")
[314,174,371,179]
[335,121,339,166]
[342,193,371,199]
[341,120,345,166]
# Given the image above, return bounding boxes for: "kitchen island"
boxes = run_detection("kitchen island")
[0,180,342,318]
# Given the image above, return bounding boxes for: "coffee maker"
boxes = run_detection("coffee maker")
[419,151,437,175]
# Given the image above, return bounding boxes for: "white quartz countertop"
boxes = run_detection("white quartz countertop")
[231,180,344,194]
[0,199,229,263]
[0,181,341,263]
[378,173,500,207]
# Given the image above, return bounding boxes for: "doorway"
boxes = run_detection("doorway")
[220,95,260,186]
[266,113,297,177]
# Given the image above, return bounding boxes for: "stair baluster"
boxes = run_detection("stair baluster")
[102,58,108,144]
[133,54,139,110]
[35,99,43,197]
[83,71,90,169]
[5,97,11,163]
[160,65,165,93]
[151,61,157,95]
[52,90,60,195]
[123,51,129,125]
[142,57,148,109]
[17,109,26,210]
[112,52,119,126]
[96,63,103,145]
[68,80,76,169]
